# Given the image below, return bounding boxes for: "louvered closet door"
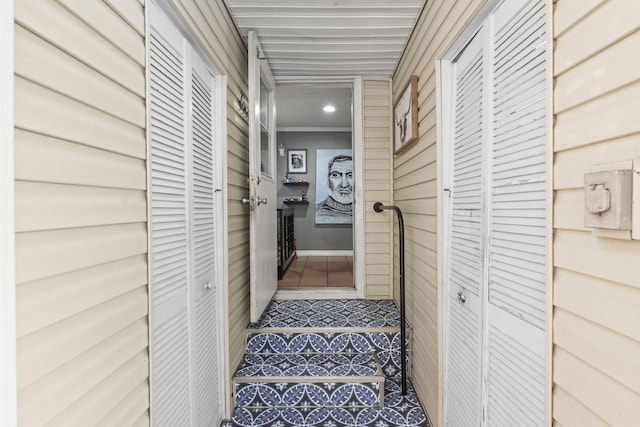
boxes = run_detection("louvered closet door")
[443,30,485,427]
[189,47,222,427]
[149,2,223,426]
[486,0,547,425]
[149,5,191,425]
[443,0,548,425]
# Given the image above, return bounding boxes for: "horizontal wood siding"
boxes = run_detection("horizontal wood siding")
[392,0,486,421]
[363,78,393,298]
[166,0,249,414]
[14,0,148,424]
[553,0,640,425]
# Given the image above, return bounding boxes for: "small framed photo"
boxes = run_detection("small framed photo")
[287,149,307,174]
[393,75,419,154]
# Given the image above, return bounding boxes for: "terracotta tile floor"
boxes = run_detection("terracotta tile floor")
[278,256,354,288]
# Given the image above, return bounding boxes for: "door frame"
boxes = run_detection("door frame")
[274,76,365,300]
[436,0,554,425]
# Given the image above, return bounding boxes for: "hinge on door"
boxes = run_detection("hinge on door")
[444,188,451,198]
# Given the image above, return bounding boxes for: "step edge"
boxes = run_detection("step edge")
[246,326,404,334]
[233,374,385,383]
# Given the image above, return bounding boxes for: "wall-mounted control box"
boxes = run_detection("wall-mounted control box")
[584,169,632,230]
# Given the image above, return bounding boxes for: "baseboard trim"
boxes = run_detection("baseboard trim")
[296,250,354,257]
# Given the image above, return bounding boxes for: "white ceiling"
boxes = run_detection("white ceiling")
[276,84,353,129]
[223,0,426,80]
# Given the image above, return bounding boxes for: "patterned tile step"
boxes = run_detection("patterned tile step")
[233,353,385,408]
[245,332,410,378]
[235,381,384,409]
[223,379,430,427]
[249,299,401,329]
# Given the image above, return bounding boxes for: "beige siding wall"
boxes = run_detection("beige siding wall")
[363,78,394,298]
[166,0,250,413]
[14,0,249,422]
[14,0,149,425]
[553,0,640,425]
[392,0,487,421]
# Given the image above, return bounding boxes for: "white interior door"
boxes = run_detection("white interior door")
[442,0,548,425]
[149,2,224,425]
[442,29,486,427]
[248,31,278,322]
[485,0,547,424]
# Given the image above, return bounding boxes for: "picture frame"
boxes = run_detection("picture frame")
[287,149,307,174]
[393,75,419,154]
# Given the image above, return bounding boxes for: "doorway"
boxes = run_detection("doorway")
[275,81,364,295]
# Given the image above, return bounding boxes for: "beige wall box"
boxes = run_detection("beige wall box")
[584,170,632,230]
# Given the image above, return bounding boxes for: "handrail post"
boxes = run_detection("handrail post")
[373,202,407,395]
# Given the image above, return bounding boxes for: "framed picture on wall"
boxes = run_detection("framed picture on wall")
[393,75,419,154]
[287,149,307,174]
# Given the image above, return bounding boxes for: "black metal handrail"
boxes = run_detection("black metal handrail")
[373,202,407,395]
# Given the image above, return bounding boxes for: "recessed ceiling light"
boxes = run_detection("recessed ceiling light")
[323,105,336,113]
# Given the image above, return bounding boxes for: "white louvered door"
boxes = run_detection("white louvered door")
[442,29,485,427]
[189,46,222,427]
[149,6,191,424]
[149,2,223,426]
[442,0,548,425]
[486,0,547,424]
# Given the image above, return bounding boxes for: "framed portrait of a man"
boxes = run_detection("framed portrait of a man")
[287,149,307,174]
[315,149,353,224]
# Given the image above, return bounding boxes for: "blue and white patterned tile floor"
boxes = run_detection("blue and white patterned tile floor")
[235,353,384,379]
[223,300,431,427]
[234,353,385,409]
[224,378,429,427]
[249,299,401,330]
[244,331,408,379]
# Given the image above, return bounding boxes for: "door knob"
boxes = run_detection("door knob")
[457,290,466,304]
[257,197,268,205]
[242,197,253,204]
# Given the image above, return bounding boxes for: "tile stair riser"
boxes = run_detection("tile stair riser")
[244,331,411,378]
[223,378,430,427]
[233,381,384,409]
[232,352,385,408]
